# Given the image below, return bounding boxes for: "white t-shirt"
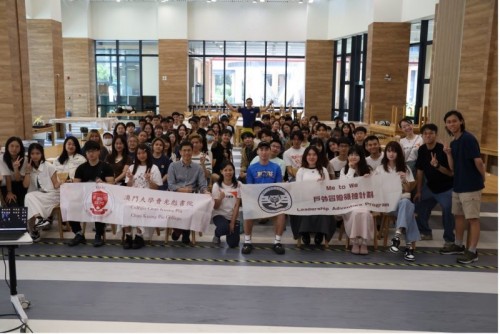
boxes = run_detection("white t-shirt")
[283,146,305,169]
[0,155,28,186]
[27,161,58,193]
[366,154,384,171]
[375,164,414,198]
[212,182,241,220]
[125,164,163,188]
[53,154,87,180]
[296,167,329,182]
[329,156,347,178]
[192,153,212,174]
[400,135,423,162]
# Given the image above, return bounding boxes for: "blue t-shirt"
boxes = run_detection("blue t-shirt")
[246,161,282,184]
[450,131,484,193]
[238,106,260,128]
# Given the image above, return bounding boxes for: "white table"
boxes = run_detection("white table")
[0,232,33,330]
[50,117,118,131]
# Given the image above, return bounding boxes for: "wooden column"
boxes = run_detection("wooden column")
[159,39,188,115]
[0,0,32,142]
[27,19,65,122]
[63,38,96,117]
[364,23,410,124]
[304,40,334,121]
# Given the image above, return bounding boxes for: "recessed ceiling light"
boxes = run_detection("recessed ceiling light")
[308,0,314,3]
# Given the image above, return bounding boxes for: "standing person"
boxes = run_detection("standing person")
[398,117,423,176]
[23,143,61,242]
[283,131,305,182]
[239,131,257,184]
[69,141,115,247]
[329,137,350,179]
[167,141,209,244]
[105,135,131,186]
[340,123,355,146]
[443,110,485,264]
[151,138,171,191]
[295,146,334,248]
[353,126,368,156]
[340,146,374,255]
[224,97,273,133]
[1,137,27,207]
[413,123,455,245]
[124,144,163,249]
[242,141,286,255]
[375,141,420,262]
[211,161,241,248]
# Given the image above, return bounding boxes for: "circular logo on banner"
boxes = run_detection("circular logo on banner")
[84,187,114,218]
[258,186,292,213]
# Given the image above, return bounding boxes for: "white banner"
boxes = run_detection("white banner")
[60,183,214,232]
[241,173,402,220]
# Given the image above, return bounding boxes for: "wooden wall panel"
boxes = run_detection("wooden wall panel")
[63,38,96,117]
[0,0,32,143]
[27,19,65,122]
[364,23,410,123]
[159,39,188,115]
[304,40,334,121]
[456,0,496,145]
[428,0,465,129]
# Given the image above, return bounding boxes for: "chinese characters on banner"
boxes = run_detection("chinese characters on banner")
[241,173,402,220]
[60,183,214,232]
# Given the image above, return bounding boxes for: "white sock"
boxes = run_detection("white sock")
[244,235,252,243]
[275,235,281,244]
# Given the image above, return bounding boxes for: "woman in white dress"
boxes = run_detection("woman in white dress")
[124,144,163,249]
[23,143,61,242]
[340,146,374,255]
[398,117,423,177]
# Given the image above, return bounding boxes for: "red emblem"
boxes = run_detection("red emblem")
[90,190,108,215]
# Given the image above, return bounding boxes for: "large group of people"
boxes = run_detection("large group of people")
[0,103,485,264]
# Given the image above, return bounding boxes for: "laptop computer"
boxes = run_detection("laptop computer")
[0,207,28,241]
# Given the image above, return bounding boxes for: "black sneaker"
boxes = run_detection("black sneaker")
[241,243,253,254]
[30,230,41,243]
[272,243,285,255]
[457,250,478,264]
[404,247,416,262]
[93,234,104,247]
[314,233,324,246]
[439,244,465,255]
[132,235,145,249]
[34,217,50,229]
[68,234,86,247]
[123,234,133,250]
[171,229,181,241]
[389,236,400,253]
[301,233,311,246]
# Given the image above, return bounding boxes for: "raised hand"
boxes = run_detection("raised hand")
[430,152,439,168]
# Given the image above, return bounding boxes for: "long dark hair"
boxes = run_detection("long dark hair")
[301,146,325,179]
[381,141,408,173]
[443,110,466,136]
[217,161,238,188]
[308,138,329,168]
[132,144,153,175]
[107,135,128,163]
[113,122,127,137]
[325,137,339,160]
[58,136,82,165]
[341,123,354,141]
[343,146,371,176]
[3,137,25,172]
[28,143,46,168]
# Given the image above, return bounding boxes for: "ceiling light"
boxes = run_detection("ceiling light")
[116,0,121,2]
[298,0,303,3]
[260,0,265,2]
[308,0,314,3]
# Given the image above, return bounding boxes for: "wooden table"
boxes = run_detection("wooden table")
[32,125,56,146]
[107,112,154,119]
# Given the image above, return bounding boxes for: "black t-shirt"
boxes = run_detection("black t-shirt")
[211,142,233,174]
[415,142,453,193]
[74,161,114,182]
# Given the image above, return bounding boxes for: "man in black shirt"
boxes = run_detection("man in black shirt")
[413,124,455,249]
[68,141,115,247]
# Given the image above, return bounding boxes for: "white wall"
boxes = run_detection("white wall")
[372,0,402,22]
[306,0,330,40]
[400,0,438,22]
[26,0,61,21]
[328,0,374,39]
[187,2,308,41]
[61,0,90,38]
[90,2,158,40]
[158,2,188,39]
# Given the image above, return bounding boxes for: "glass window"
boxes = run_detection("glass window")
[286,59,305,107]
[189,41,204,55]
[427,20,434,41]
[287,42,305,57]
[410,23,421,43]
[225,57,245,104]
[266,58,286,106]
[336,41,342,55]
[345,55,351,82]
[205,56,224,105]
[422,83,430,107]
[96,55,117,107]
[246,41,265,56]
[119,41,140,55]
[205,41,224,55]
[189,57,204,105]
[142,41,158,55]
[226,41,245,55]
[245,58,266,106]
[343,84,350,109]
[96,41,117,55]
[267,42,286,56]
[118,56,140,108]
[424,44,432,79]
[335,57,341,109]
[142,56,158,111]
[346,38,352,54]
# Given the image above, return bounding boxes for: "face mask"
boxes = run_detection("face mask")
[206,135,214,142]
[103,138,112,146]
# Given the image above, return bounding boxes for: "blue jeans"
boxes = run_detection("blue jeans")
[213,215,240,248]
[389,198,420,243]
[415,185,455,243]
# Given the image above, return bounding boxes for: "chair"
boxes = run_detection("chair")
[52,205,88,240]
[338,212,382,250]
[164,228,200,245]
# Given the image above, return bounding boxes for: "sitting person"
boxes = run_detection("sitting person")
[375,141,420,262]
[211,161,241,248]
[1,136,28,207]
[53,136,86,182]
[340,146,374,255]
[23,143,61,242]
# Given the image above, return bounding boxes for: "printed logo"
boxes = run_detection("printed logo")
[258,186,292,213]
[84,187,113,217]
